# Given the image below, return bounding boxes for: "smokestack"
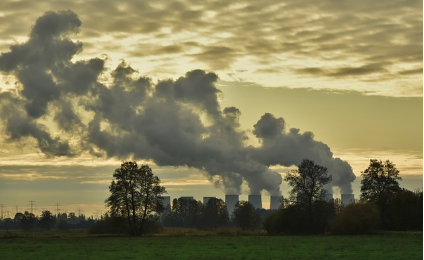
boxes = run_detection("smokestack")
[203,197,215,206]
[323,193,333,202]
[248,195,262,209]
[225,195,239,214]
[341,194,354,205]
[270,195,283,210]
[160,196,171,209]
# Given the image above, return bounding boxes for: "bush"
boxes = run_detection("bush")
[89,216,126,234]
[57,219,69,231]
[386,189,423,231]
[264,201,335,235]
[142,217,164,234]
[264,205,309,235]
[332,202,380,235]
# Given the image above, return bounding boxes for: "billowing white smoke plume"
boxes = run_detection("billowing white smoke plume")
[0,11,355,195]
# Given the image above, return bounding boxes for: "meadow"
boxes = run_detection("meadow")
[0,230,422,260]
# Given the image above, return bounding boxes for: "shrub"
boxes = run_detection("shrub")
[142,217,164,234]
[263,205,309,235]
[264,201,335,235]
[332,202,380,235]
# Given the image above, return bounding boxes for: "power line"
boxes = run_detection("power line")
[28,201,36,214]
[54,203,61,217]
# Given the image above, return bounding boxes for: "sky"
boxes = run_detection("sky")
[0,0,422,218]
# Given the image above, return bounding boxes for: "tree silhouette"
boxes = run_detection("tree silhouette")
[285,159,332,232]
[39,210,56,230]
[106,162,166,235]
[171,197,203,228]
[232,201,259,230]
[285,159,332,209]
[20,211,36,231]
[360,159,402,202]
[201,198,229,229]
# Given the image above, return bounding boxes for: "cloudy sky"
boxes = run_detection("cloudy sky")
[0,0,422,217]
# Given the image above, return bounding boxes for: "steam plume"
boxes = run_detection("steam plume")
[0,11,355,195]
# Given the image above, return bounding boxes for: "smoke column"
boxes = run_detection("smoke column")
[0,11,355,195]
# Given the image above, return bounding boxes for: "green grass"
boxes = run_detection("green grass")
[0,231,422,260]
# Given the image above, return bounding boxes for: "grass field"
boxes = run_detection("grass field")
[0,230,422,260]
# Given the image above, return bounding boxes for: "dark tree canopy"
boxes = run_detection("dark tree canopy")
[360,159,402,202]
[285,159,332,207]
[19,211,36,231]
[106,161,166,235]
[232,201,260,230]
[39,210,56,230]
[202,198,229,229]
[170,197,203,228]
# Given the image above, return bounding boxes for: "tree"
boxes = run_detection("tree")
[39,210,56,230]
[20,211,36,231]
[232,201,259,230]
[106,161,166,235]
[285,159,331,211]
[284,159,332,233]
[360,159,402,202]
[332,201,380,235]
[384,189,422,230]
[201,198,229,229]
[170,197,203,228]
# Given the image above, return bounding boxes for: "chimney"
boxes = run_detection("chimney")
[180,196,194,201]
[270,196,284,210]
[203,197,215,206]
[248,195,262,209]
[323,193,333,202]
[341,194,354,205]
[160,196,171,209]
[225,195,239,214]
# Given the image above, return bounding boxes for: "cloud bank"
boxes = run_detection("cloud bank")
[0,11,356,195]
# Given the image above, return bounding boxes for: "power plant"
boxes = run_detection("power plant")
[161,193,354,211]
[341,194,355,205]
[324,193,333,202]
[248,195,262,209]
[160,196,171,209]
[225,195,239,214]
[270,196,284,210]
[203,197,215,205]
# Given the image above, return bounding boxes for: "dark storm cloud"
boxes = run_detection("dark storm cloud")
[0,10,358,195]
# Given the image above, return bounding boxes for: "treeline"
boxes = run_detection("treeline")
[265,189,423,235]
[0,211,95,231]
[265,159,423,235]
[90,188,423,235]
[2,159,421,236]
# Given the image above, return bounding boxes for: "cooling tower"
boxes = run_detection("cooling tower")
[248,195,262,209]
[323,193,333,202]
[160,196,171,209]
[270,196,284,210]
[225,195,239,214]
[180,196,194,201]
[341,194,355,205]
[203,197,215,205]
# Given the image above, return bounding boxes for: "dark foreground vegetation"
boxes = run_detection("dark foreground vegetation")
[1,159,421,237]
[0,230,422,260]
